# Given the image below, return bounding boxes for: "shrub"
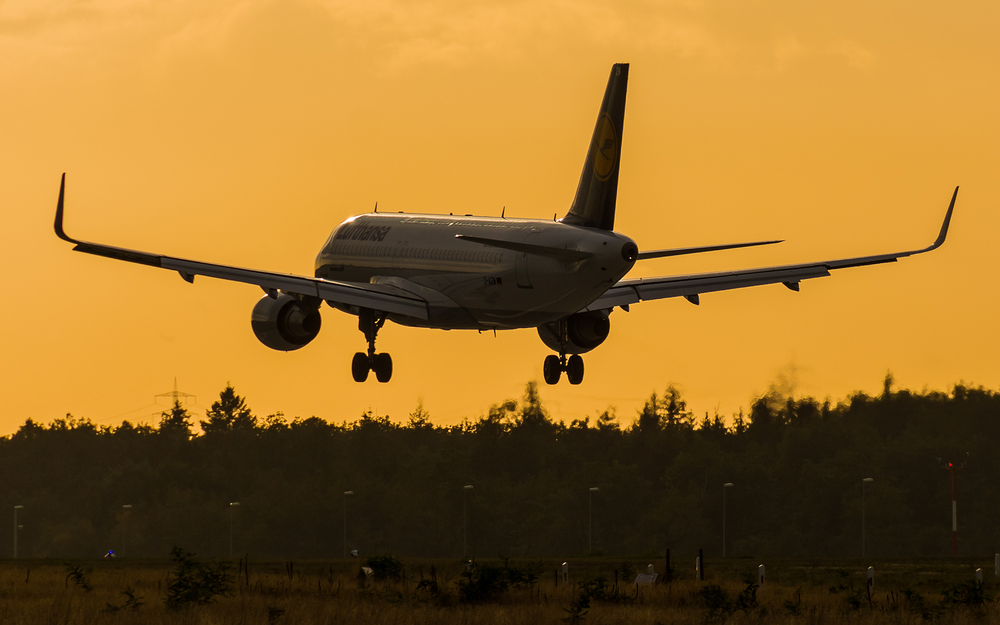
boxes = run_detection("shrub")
[164,547,233,610]
[699,583,733,622]
[903,588,941,620]
[942,580,991,609]
[364,555,404,581]
[457,559,540,602]
[562,583,591,624]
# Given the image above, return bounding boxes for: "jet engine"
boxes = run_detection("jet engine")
[537,310,611,354]
[251,293,322,351]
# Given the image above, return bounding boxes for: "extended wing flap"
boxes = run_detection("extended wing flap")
[584,265,831,311]
[166,256,429,319]
[315,280,428,318]
[54,174,429,320]
[584,187,958,312]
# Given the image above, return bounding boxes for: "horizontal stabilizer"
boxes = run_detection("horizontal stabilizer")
[455,234,594,261]
[637,239,782,260]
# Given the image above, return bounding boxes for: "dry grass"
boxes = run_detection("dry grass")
[0,557,997,624]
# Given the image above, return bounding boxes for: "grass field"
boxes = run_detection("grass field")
[0,554,997,623]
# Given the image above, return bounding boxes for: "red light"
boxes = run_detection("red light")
[949,463,953,467]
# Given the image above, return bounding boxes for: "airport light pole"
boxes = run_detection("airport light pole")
[229,502,240,559]
[122,504,132,557]
[588,487,600,554]
[862,478,873,558]
[940,457,967,556]
[343,491,354,558]
[13,505,23,559]
[723,483,734,557]
[463,485,473,559]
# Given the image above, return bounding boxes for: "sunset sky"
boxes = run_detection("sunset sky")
[2,0,997,433]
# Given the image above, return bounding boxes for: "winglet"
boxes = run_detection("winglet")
[54,173,77,244]
[927,186,959,252]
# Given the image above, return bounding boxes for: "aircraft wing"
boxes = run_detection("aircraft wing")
[583,187,958,312]
[53,175,429,320]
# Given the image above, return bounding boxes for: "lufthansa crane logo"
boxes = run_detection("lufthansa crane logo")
[592,113,618,181]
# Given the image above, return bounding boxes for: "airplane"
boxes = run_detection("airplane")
[53,63,958,385]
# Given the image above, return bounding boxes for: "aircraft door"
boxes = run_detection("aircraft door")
[515,231,540,288]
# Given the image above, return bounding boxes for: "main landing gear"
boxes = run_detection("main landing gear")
[352,309,393,383]
[543,352,584,385]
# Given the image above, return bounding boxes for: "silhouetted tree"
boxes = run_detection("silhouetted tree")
[159,400,193,439]
[200,384,255,434]
[3,378,1000,559]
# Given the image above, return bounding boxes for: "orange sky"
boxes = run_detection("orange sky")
[2,0,997,433]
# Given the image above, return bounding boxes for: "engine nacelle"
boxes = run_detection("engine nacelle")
[537,311,611,355]
[251,293,322,351]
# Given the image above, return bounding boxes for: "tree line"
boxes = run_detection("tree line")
[2,375,999,560]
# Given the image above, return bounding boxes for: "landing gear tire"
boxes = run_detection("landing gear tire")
[566,355,584,385]
[373,352,393,383]
[354,309,393,383]
[352,352,370,382]
[543,355,562,385]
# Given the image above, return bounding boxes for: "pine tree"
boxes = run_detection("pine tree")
[200,384,255,434]
[159,399,193,439]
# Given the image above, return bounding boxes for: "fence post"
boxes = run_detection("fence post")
[759,564,765,586]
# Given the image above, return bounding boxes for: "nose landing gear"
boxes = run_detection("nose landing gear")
[352,309,393,383]
[543,353,584,385]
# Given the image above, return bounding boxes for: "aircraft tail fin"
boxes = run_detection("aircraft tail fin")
[562,63,629,231]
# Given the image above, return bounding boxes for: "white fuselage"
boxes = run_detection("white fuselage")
[314,213,637,330]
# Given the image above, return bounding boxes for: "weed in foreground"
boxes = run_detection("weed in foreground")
[618,562,635,583]
[164,546,233,610]
[266,606,286,623]
[699,584,733,623]
[782,587,801,616]
[903,588,942,621]
[582,577,631,605]
[736,573,762,614]
[699,577,765,623]
[8,557,1000,625]
[102,586,144,613]
[942,580,991,607]
[563,576,633,623]
[563,582,591,624]
[457,558,540,602]
[364,555,405,581]
[63,563,92,592]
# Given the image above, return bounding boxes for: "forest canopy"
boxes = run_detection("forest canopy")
[2,376,998,560]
